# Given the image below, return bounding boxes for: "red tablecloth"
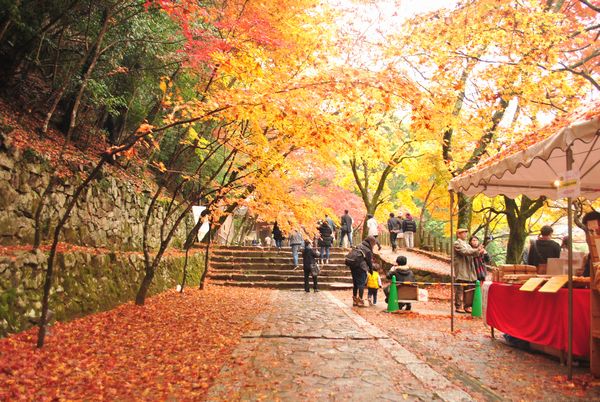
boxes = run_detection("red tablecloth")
[486,283,590,357]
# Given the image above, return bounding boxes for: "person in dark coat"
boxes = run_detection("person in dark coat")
[384,255,415,310]
[272,222,284,250]
[317,220,334,264]
[387,213,402,252]
[339,210,354,247]
[302,240,320,292]
[526,225,561,271]
[348,236,376,307]
[402,213,417,249]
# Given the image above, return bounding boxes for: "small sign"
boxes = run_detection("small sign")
[520,277,547,292]
[556,170,580,198]
[538,275,569,293]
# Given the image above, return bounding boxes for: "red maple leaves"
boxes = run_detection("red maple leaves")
[0,286,269,400]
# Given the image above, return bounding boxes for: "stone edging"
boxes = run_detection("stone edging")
[324,291,473,402]
[409,247,451,263]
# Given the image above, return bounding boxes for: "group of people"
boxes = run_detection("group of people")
[366,212,418,252]
[273,213,349,293]
[270,210,420,295]
[344,234,416,308]
[452,228,490,314]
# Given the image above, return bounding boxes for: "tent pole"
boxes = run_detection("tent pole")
[567,147,574,380]
[450,190,455,333]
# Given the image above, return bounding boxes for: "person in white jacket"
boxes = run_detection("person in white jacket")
[366,214,381,251]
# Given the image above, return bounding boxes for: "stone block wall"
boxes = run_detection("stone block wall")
[0,140,204,337]
[0,146,194,250]
[0,249,205,337]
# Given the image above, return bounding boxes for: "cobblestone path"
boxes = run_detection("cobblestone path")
[207,290,472,401]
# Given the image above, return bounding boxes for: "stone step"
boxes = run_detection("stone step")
[208,280,353,290]
[208,268,350,276]
[211,246,350,253]
[210,256,347,264]
[208,273,353,283]
[210,250,348,257]
[209,262,347,270]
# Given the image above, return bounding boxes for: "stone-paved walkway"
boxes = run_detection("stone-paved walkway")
[207,290,472,401]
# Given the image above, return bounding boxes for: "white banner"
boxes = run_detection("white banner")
[192,206,210,241]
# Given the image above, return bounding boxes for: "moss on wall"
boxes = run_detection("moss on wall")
[0,250,205,337]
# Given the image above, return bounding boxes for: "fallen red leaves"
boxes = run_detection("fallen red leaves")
[0,99,153,190]
[0,285,269,400]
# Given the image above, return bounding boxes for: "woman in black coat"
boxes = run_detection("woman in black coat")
[317,220,333,264]
[302,240,320,292]
[272,222,284,250]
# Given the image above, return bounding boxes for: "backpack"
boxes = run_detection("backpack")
[345,247,366,268]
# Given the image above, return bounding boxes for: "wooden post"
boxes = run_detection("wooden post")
[450,191,455,333]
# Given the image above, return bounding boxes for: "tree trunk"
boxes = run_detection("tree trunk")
[457,193,472,230]
[37,157,107,347]
[63,7,111,141]
[504,195,545,264]
[135,264,155,305]
[506,220,528,264]
[199,223,212,290]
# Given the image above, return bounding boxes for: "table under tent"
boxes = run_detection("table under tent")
[448,101,600,379]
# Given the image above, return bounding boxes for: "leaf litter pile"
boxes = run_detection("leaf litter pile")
[0,286,270,400]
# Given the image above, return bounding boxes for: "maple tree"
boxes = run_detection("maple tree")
[391,0,597,259]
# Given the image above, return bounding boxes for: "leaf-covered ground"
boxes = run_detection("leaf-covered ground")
[0,286,270,401]
[330,291,600,401]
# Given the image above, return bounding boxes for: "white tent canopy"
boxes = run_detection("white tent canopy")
[449,113,600,199]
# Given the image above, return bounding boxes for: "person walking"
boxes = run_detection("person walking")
[453,228,483,313]
[366,267,382,305]
[402,213,417,249]
[339,210,353,247]
[272,222,284,250]
[302,240,320,292]
[325,214,337,236]
[366,214,382,251]
[317,220,334,264]
[289,229,303,269]
[345,236,376,307]
[387,213,402,252]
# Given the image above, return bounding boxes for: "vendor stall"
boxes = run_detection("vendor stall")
[449,101,600,379]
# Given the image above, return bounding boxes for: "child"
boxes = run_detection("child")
[366,267,382,305]
[384,255,415,310]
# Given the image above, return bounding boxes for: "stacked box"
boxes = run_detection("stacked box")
[493,264,537,283]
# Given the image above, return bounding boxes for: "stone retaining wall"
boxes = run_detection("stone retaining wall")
[0,143,194,250]
[0,134,203,337]
[0,249,205,337]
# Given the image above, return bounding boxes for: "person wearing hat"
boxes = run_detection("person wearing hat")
[453,228,484,313]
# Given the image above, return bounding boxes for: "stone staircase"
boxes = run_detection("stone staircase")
[207,246,353,290]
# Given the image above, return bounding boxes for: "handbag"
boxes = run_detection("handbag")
[311,262,320,275]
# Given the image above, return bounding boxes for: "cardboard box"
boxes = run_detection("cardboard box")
[397,285,418,301]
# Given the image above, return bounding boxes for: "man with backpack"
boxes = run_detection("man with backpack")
[345,236,376,307]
